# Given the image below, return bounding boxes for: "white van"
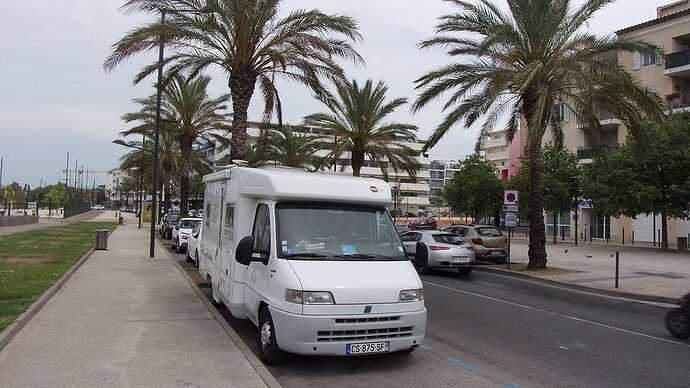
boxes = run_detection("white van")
[198,166,426,364]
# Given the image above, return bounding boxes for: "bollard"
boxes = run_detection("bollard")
[615,251,620,288]
[632,230,635,245]
[622,228,625,245]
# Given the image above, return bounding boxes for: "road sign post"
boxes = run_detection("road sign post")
[504,211,518,269]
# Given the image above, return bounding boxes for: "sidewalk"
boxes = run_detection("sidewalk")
[491,240,690,301]
[0,212,269,387]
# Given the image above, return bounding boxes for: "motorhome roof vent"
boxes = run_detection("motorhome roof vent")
[259,165,306,172]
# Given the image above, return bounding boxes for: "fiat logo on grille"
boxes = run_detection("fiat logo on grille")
[370,186,379,193]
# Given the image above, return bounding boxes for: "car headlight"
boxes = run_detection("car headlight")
[285,289,335,304]
[399,289,423,302]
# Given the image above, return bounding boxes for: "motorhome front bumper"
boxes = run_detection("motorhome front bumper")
[269,305,426,356]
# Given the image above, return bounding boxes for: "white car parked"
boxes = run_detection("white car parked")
[186,222,202,267]
[171,217,202,253]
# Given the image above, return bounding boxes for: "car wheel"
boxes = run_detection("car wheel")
[176,242,184,254]
[171,238,177,250]
[458,267,473,275]
[258,308,286,365]
[413,242,433,275]
[666,308,690,339]
[194,250,200,268]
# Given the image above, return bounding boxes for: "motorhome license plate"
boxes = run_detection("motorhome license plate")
[346,341,390,354]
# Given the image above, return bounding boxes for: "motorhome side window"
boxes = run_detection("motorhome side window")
[252,204,271,253]
[225,204,234,230]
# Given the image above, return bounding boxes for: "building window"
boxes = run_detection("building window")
[633,50,660,69]
[554,103,570,123]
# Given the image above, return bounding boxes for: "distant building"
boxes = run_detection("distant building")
[427,159,462,206]
[203,122,432,216]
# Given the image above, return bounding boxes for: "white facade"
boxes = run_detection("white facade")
[480,129,510,170]
[204,122,431,216]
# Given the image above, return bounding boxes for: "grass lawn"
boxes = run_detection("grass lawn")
[0,222,117,331]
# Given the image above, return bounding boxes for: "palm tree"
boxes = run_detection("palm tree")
[266,125,323,169]
[160,74,229,216]
[121,75,226,216]
[413,0,664,269]
[105,0,363,160]
[304,79,422,179]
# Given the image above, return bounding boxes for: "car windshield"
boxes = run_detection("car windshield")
[432,234,464,244]
[276,203,406,261]
[178,220,199,229]
[476,227,503,237]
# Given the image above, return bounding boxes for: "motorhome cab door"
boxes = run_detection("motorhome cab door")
[244,202,272,322]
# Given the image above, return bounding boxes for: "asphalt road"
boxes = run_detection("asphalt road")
[167,241,689,388]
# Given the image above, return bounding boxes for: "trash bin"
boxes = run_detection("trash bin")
[96,229,109,250]
[678,236,687,251]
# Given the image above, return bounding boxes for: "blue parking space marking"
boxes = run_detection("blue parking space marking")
[419,344,431,350]
[447,357,477,371]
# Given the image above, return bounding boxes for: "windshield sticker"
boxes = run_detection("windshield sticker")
[398,246,404,252]
[305,243,326,250]
[282,247,296,254]
[341,245,357,255]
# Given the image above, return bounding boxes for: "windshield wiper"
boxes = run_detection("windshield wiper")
[282,252,329,258]
[338,253,397,261]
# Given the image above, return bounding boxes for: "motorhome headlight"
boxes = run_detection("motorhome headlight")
[399,289,423,302]
[284,289,335,304]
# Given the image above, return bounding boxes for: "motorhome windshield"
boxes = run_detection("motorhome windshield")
[276,203,406,261]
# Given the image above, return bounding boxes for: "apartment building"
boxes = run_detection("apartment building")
[204,122,432,216]
[481,129,511,179]
[427,159,462,206]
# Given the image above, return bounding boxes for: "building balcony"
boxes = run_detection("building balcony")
[576,145,618,162]
[664,49,690,78]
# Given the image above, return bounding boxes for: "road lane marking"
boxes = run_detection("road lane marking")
[423,280,690,348]
[447,358,477,371]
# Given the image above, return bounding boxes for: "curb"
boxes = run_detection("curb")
[162,241,282,388]
[474,266,679,304]
[0,224,118,351]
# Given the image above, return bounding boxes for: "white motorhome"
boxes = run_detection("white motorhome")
[199,166,426,364]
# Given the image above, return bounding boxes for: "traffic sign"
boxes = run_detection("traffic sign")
[504,190,518,205]
[504,211,518,227]
[503,205,519,212]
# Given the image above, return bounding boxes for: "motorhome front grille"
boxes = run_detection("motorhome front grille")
[334,316,400,324]
[317,326,414,342]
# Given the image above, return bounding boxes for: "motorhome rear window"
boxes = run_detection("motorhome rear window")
[275,203,406,261]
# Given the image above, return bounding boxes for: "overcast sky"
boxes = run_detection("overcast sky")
[0,0,674,188]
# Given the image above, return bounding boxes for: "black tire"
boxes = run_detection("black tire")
[258,308,286,365]
[413,242,433,275]
[176,242,184,254]
[666,308,690,339]
[194,250,200,268]
[458,267,473,275]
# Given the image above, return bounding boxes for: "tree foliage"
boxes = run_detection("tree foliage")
[105,0,363,160]
[583,114,690,249]
[266,125,324,169]
[304,79,421,178]
[413,0,664,268]
[443,155,503,220]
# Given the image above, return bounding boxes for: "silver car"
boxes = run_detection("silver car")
[400,230,476,275]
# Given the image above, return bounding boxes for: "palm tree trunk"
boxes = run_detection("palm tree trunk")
[527,140,548,269]
[351,150,365,177]
[229,69,257,161]
[179,136,193,217]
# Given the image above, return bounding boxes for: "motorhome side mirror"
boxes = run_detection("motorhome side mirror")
[235,236,255,265]
[175,226,180,230]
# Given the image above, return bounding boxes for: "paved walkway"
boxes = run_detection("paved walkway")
[501,240,690,300]
[0,212,268,387]
[0,210,117,236]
